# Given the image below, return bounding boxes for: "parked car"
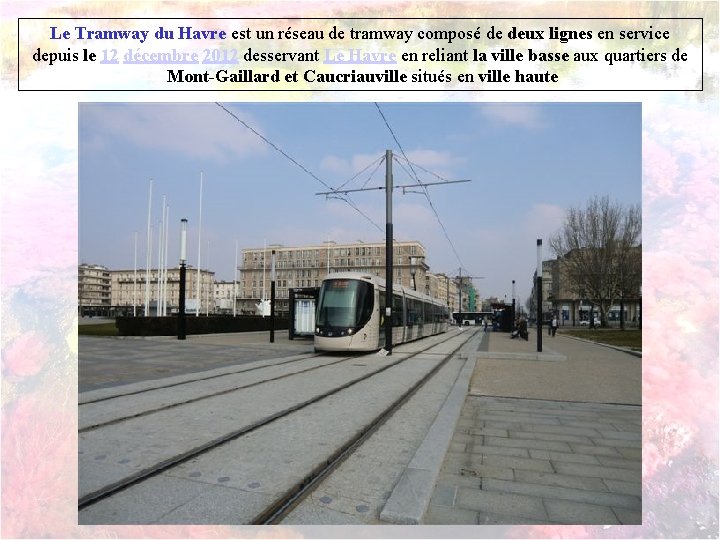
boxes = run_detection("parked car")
[579,318,601,326]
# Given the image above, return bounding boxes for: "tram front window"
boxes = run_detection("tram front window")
[317,279,373,329]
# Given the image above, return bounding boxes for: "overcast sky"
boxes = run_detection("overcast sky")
[79,101,640,301]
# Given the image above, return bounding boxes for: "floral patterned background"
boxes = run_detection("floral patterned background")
[1,1,718,538]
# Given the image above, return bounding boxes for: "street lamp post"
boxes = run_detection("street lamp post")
[409,256,418,291]
[445,275,450,316]
[536,239,543,353]
[512,279,516,326]
[178,218,188,340]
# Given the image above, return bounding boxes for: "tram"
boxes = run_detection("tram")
[314,272,449,352]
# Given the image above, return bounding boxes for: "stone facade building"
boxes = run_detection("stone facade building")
[79,263,112,316]
[83,241,469,319]
[109,266,215,316]
[533,247,641,326]
[214,281,236,314]
[237,240,463,316]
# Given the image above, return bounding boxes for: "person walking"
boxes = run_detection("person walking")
[551,315,558,337]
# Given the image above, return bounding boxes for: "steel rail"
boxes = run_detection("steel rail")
[79,352,322,405]
[253,331,476,524]
[78,331,467,511]
[79,355,355,432]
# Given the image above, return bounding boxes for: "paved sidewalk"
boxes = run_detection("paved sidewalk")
[423,328,641,525]
[79,331,314,392]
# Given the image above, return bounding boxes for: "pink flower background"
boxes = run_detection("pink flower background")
[1,1,718,539]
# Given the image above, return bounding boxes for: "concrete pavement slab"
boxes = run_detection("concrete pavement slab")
[424,329,641,525]
[470,331,640,404]
[379,331,482,524]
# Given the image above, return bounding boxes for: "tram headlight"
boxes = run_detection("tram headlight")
[347,328,354,335]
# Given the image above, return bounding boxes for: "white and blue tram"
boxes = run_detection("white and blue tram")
[314,272,449,352]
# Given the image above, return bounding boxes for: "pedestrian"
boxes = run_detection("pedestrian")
[551,315,558,337]
[519,317,528,340]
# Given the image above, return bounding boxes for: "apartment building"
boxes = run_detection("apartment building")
[237,240,460,315]
[425,272,464,313]
[110,266,215,316]
[84,241,469,318]
[79,263,112,316]
[214,281,237,314]
[532,248,641,325]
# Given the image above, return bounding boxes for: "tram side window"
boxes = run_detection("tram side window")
[393,294,404,327]
[413,298,424,325]
[378,291,407,327]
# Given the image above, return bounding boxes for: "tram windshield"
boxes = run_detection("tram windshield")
[316,279,373,328]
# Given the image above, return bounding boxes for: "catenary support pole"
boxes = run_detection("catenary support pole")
[385,149,393,355]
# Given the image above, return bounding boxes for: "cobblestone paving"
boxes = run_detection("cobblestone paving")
[424,396,641,525]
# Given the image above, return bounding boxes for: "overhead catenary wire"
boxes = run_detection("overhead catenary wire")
[335,154,385,192]
[214,102,383,233]
[374,102,468,272]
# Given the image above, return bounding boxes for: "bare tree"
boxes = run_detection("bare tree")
[550,196,641,327]
[615,209,642,329]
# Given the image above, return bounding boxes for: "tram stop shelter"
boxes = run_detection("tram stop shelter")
[288,287,319,340]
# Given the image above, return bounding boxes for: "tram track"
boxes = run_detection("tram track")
[79,354,354,432]
[79,328,479,523]
[253,331,475,524]
[79,352,321,405]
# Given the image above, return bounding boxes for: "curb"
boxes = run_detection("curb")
[379,339,479,524]
[476,351,567,362]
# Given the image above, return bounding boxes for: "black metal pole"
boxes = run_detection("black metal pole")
[385,149,393,355]
[178,262,186,340]
[270,249,276,343]
[536,239,543,353]
[178,218,188,340]
[458,268,462,318]
[446,276,449,313]
[511,279,516,326]
[288,288,295,340]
